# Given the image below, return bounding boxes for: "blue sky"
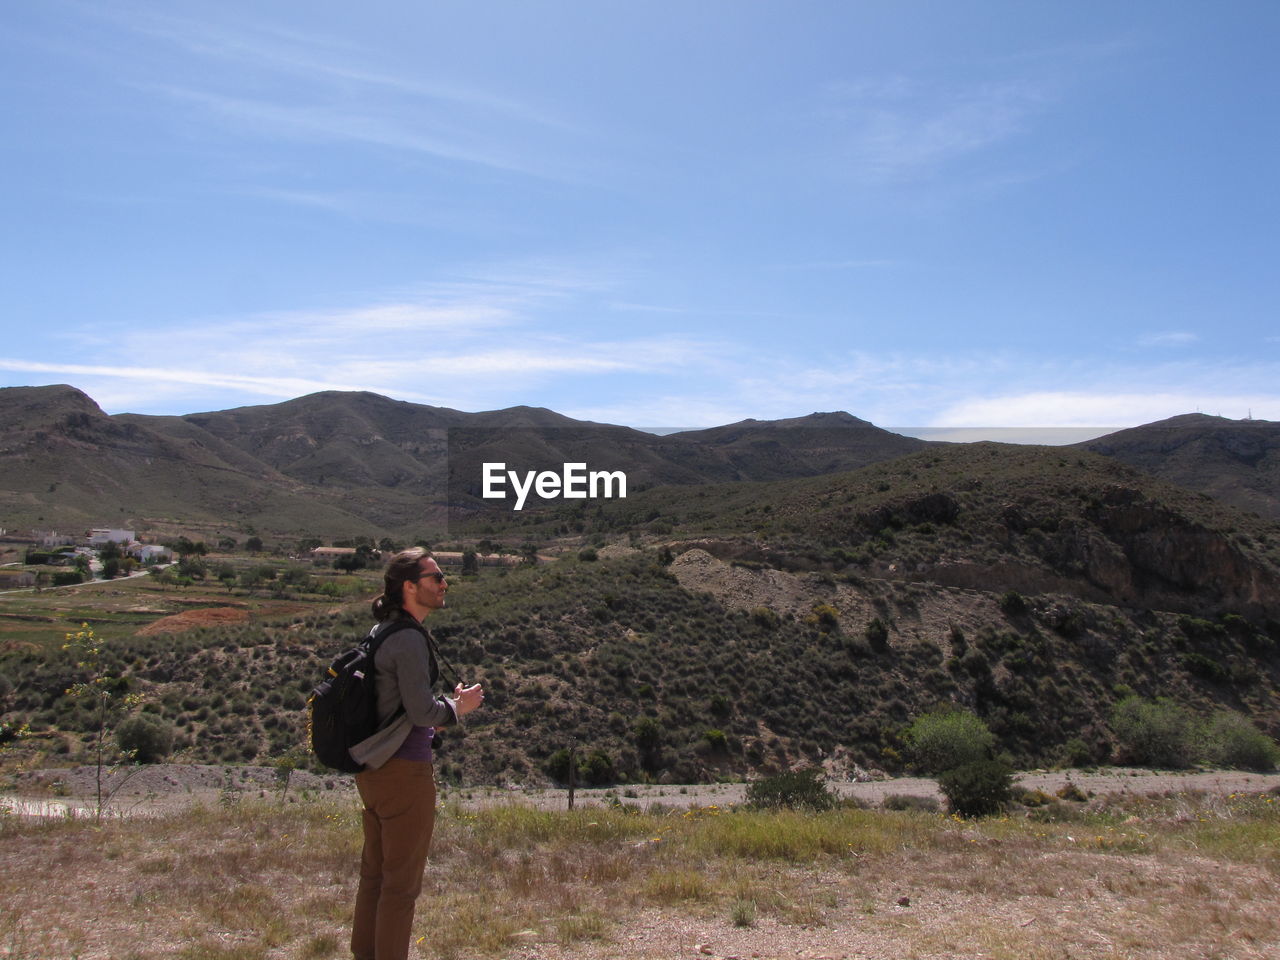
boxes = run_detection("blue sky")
[1,1,1277,438]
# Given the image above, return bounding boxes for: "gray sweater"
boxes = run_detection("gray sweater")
[349,620,458,770]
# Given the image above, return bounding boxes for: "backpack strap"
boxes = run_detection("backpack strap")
[372,616,462,689]
[364,618,412,731]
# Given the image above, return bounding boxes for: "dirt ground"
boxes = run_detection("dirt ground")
[3,763,1279,959]
[135,605,251,635]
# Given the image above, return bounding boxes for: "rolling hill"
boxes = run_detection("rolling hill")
[3,387,1280,783]
[1078,414,1280,521]
[0,385,930,537]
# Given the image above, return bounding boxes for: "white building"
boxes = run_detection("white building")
[88,529,135,546]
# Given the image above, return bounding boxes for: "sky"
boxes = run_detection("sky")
[1,1,1277,440]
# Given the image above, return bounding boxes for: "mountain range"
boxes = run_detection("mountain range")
[4,384,1280,778]
[1,384,1277,539]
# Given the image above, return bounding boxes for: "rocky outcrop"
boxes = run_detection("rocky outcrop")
[1052,486,1280,617]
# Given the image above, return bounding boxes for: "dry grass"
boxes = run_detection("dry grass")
[1,791,1278,959]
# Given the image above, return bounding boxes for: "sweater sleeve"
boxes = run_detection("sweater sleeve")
[375,627,458,728]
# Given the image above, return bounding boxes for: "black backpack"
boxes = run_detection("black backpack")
[308,618,424,773]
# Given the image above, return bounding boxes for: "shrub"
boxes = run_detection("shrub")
[750,606,780,629]
[809,604,840,633]
[998,591,1028,615]
[116,714,175,763]
[881,793,939,813]
[1055,782,1089,803]
[864,617,889,651]
[745,767,836,811]
[1200,711,1279,771]
[903,707,995,775]
[1109,695,1196,768]
[634,717,662,773]
[1182,652,1229,683]
[937,760,1013,817]
[580,750,617,785]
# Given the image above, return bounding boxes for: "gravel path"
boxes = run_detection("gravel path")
[6,763,1276,818]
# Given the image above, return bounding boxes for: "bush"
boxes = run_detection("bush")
[544,748,574,784]
[702,729,728,753]
[116,714,175,763]
[903,707,995,775]
[745,767,836,811]
[1201,711,1279,771]
[881,793,940,813]
[937,760,1013,817]
[1110,695,1197,768]
[579,749,617,786]
[998,591,1028,615]
[1182,652,1229,683]
[751,606,780,630]
[864,618,889,651]
[809,604,840,632]
[1057,737,1097,768]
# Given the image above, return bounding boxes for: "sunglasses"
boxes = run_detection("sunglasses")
[416,571,446,584]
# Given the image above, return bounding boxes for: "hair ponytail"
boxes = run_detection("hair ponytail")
[371,547,429,621]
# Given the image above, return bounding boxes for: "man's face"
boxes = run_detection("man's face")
[411,558,448,613]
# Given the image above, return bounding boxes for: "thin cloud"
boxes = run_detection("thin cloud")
[819,75,1052,183]
[149,85,553,178]
[122,9,575,132]
[0,359,375,399]
[104,7,592,185]
[1139,331,1199,347]
[931,390,1277,428]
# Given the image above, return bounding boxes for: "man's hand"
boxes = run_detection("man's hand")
[454,682,484,716]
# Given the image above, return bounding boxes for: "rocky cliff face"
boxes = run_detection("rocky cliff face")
[1071,486,1280,617]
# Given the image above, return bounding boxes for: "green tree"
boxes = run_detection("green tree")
[745,767,836,811]
[1110,695,1196,768]
[903,706,995,775]
[116,714,174,763]
[937,760,1014,818]
[217,563,238,592]
[634,717,662,774]
[1200,711,1279,771]
[97,540,123,580]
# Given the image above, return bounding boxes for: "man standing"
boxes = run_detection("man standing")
[350,548,483,960]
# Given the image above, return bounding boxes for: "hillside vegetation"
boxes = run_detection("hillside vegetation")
[2,387,1280,784]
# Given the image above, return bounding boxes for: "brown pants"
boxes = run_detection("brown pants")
[351,758,436,960]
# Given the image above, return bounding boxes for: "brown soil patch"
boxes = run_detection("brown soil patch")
[136,606,250,635]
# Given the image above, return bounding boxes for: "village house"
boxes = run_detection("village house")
[88,528,135,546]
[310,546,358,565]
[131,544,171,563]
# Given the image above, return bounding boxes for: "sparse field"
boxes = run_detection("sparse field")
[1,786,1278,960]
[0,562,378,651]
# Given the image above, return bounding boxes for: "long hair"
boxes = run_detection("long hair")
[371,547,429,621]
